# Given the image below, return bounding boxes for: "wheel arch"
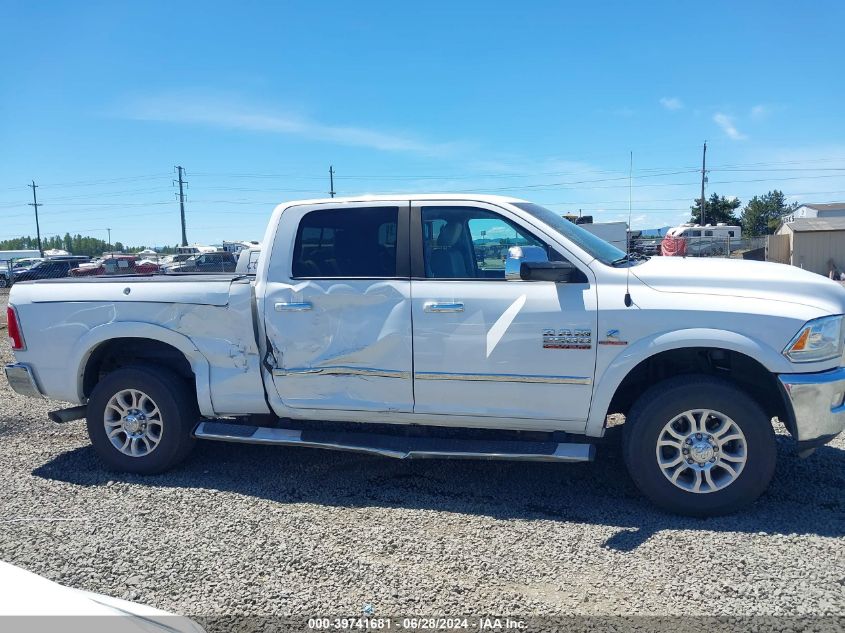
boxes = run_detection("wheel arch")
[72,322,214,417]
[585,328,795,437]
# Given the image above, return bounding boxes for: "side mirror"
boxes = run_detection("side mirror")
[505,245,548,280]
[520,260,587,283]
[505,245,587,283]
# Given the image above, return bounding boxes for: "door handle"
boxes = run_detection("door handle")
[275,301,312,312]
[424,301,464,313]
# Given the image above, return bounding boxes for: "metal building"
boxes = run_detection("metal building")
[771,217,845,276]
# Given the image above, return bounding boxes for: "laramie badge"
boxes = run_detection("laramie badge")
[543,328,592,349]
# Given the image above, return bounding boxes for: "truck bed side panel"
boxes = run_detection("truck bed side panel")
[9,279,269,415]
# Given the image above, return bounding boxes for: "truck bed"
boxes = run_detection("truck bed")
[14,274,249,307]
[22,273,246,284]
[9,274,268,415]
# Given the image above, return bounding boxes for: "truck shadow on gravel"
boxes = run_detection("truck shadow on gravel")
[33,433,845,552]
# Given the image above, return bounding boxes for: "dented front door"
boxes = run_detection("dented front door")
[263,201,413,413]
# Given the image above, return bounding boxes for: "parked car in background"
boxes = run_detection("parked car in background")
[160,252,195,271]
[631,236,661,257]
[167,251,237,273]
[12,257,46,270]
[0,252,43,288]
[70,255,160,277]
[12,256,90,282]
[236,246,261,274]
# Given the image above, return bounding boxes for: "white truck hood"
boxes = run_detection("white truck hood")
[631,256,845,314]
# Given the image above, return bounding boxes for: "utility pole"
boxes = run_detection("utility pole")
[27,180,43,257]
[174,166,188,246]
[107,228,112,254]
[329,165,336,198]
[700,141,708,225]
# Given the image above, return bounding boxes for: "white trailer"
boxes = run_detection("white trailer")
[578,221,628,250]
[0,250,40,264]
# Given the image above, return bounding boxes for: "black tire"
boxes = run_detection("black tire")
[623,375,776,516]
[86,366,198,474]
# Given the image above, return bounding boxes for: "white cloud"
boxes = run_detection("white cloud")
[120,92,462,157]
[659,97,683,111]
[750,104,769,119]
[713,113,747,140]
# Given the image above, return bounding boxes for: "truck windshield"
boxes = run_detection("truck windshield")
[513,202,627,266]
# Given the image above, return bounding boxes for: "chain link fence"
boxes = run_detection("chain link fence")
[631,236,769,259]
[0,249,252,287]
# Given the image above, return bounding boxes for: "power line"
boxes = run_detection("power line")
[38,174,169,187]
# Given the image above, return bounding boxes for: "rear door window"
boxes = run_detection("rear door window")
[293,207,399,278]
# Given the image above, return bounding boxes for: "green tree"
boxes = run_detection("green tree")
[740,190,797,236]
[689,193,741,225]
[0,235,178,257]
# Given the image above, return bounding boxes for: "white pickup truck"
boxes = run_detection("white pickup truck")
[5,195,845,515]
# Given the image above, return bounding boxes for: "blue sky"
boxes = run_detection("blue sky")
[2,1,844,247]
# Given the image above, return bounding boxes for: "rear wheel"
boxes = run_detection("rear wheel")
[623,375,776,516]
[87,366,198,474]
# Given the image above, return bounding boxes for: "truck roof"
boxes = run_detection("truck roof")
[276,193,530,207]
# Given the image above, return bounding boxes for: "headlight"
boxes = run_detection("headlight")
[783,315,844,363]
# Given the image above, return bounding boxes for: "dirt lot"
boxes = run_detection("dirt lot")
[0,287,843,620]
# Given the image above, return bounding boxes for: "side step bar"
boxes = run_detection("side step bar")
[193,421,595,462]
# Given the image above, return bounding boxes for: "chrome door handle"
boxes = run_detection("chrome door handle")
[424,301,464,313]
[275,301,312,312]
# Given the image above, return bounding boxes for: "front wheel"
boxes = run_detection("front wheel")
[623,375,776,516]
[87,366,198,474]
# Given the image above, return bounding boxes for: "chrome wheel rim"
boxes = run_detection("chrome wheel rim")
[103,389,163,457]
[655,409,747,494]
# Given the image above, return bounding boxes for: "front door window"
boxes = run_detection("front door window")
[421,206,557,279]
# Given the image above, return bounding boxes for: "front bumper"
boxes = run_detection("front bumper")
[779,367,845,449]
[4,363,44,399]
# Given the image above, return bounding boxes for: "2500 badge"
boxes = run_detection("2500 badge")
[542,328,592,349]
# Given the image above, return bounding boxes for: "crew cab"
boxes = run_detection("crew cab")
[5,195,845,516]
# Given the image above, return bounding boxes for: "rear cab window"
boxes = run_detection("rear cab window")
[292,207,399,278]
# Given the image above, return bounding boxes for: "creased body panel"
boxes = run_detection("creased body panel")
[263,280,414,412]
[9,280,268,415]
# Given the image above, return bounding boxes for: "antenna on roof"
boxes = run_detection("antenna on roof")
[624,151,633,307]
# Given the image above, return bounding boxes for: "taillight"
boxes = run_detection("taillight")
[7,306,25,351]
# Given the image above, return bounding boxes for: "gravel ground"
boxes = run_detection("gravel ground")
[0,287,843,620]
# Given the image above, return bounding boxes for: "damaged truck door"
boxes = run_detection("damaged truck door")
[261,201,414,413]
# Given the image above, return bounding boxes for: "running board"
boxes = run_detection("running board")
[193,421,595,462]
